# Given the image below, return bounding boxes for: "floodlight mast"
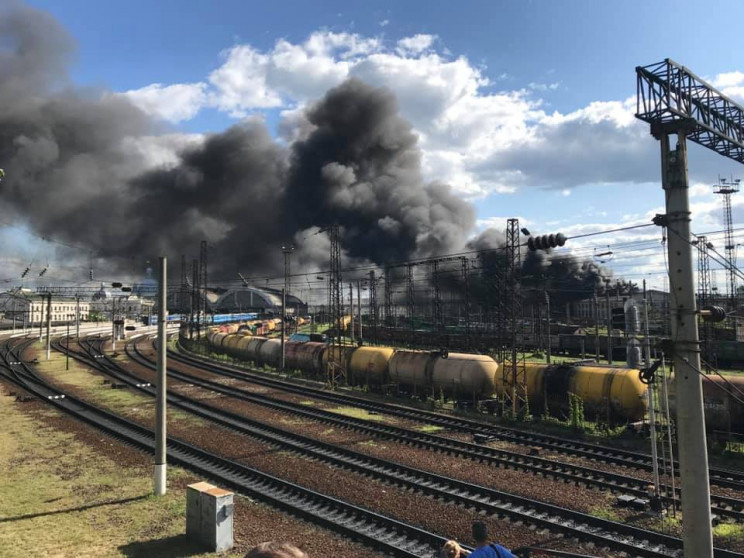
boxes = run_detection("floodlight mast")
[636,58,744,557]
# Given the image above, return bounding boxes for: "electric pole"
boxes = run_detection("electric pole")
[154,256,167,495]
[636,58,719,556]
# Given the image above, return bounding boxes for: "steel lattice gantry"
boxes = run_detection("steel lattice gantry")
[636,59,744,162]
[635,58,744,557]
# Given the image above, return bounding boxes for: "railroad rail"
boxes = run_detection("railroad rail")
[171,340,744,491]
[120,336,744,521]
[0,336,458,558]
[53,334,742,557]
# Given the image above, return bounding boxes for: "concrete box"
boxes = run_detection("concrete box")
[186,482,234,552]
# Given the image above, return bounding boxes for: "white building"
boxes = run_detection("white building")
[0,291,90,325]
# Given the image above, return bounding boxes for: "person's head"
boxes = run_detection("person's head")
[245,542,307,558]
[472,521,489,545]
[440,539,461,558]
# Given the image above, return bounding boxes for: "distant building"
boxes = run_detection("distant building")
[209,286,307,316]
[89,286,154,320]
[570,289,669,332]
[0,291,90,325]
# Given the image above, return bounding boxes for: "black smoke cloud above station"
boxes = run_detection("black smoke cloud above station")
[0,4,473,278]
[0,3,606,301]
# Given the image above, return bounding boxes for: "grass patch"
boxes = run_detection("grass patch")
[715,522,744,540]
[34,345,202,427]
[0,388,224,558]
[299,400,316,406]
[589,504,621,522]
[327,406,395,423]
[418,425,444,433]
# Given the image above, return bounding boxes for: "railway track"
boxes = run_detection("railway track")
[170,340,744,491]
[52,334,741,557]
[0,336,459,558]
[120,336,744,521]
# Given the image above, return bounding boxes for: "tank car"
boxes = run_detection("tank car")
[496,363,648,422]
[285,341,326,377]
[348,347,396,387]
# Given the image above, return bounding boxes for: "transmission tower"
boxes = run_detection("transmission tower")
[696,236,715,370]
[199,240,208,327]
[282,244,294,328]
[368,270,378,344]
[384,267,393,325]
[180,255,188,314]
[431,260,443,335]
[461,256,470,343]
[714,176,740,308]
[407,263,415,332]
[192,258,199,337]
[326,225,344,387]
[502,218,527,417]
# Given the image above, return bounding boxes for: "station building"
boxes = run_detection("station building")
[208,286,307,317]
[0,291,90,325]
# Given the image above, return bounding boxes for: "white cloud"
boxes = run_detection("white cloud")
[120,133,204,169]
[117,29,744,205]
[561,189,571,196]
[396,34,436,55]
[120,82,207,123]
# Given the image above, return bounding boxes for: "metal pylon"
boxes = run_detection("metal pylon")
[502,218,527,417]
[407,264,415,332]
[327,225,344,387]
[369,270,378,345]
[431,260,443,335]
[697,236,716,370]
[714,177,739,310]
[384,267,393,325]
[199,240,208,327]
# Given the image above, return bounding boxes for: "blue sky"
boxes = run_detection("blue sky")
[10,0,744,287]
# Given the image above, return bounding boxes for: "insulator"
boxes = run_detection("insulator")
[528,233,568,251]
[21,267,29,278]
[700,305,726,322]
[38,268,47,277]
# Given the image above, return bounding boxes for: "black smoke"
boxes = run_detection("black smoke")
[0,5,473,282]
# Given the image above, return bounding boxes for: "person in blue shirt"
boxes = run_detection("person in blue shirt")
[467,521,516,558]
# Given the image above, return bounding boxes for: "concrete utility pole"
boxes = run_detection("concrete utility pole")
[544,290,551,364]
[349,283,355,344]
[594,292,600,361]
[357,280,363,342]
[154,256,168,496]
[643,280,661,498]
[605,283,612,364]
[45,294,51,360]
[111,297,117,351]
[280,287,286,372]
[75,296,80,339]
[657,127,712,555]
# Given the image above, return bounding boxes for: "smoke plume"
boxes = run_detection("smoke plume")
[0,4,610,307]
[0,5,473,283]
